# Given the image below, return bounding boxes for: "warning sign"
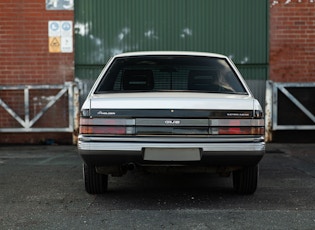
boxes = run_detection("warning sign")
[46,0,74,10]
[61,21,72,37]
[49,37,61,53]
[48,21,61,37]
[48,20,72,53]
[61,37,73,53]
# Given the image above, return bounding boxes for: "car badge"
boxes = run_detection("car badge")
[97,111,116,115]
[164,120,181,125]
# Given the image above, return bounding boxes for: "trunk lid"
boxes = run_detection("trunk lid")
[88,92,254,112]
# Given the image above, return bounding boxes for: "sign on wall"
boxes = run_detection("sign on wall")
[46,0,73,10]
[48,21,73,53]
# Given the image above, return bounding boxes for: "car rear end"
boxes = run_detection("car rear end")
[78,52,265,194]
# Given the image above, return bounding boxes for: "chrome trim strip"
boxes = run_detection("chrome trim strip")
[78,135,264,143]
[78,141,265,153]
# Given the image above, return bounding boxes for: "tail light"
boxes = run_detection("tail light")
[79,118,135,135]
[210,119,264,135]
[215,127,265,135]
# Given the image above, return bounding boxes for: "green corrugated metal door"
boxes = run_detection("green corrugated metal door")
[75,0,268,103]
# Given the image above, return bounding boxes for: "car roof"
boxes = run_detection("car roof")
[113,51,228,59]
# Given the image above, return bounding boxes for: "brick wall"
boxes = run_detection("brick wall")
[270,0,315,82]
[0,1,74,144]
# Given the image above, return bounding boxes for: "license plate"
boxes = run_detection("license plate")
[144,148,201,161]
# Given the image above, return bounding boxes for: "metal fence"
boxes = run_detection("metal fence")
[0,82,79,135]
[265,81,315,141]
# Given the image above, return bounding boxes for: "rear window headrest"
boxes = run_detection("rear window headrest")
[122,70,154,90]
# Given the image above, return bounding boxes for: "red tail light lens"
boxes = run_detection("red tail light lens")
[210,119,264,135]
[79,118,135,135]
[217,127,264,135]
[80,126,128,135]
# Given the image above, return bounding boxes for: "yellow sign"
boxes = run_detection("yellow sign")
[49,37,61,53]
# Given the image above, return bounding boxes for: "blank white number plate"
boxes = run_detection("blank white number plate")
[144,148,201,161]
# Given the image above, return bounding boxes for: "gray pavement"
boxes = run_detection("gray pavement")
[0,143,314,230]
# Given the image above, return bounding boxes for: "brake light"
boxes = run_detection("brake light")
[217,127,264,135]
[79,118,135,135]
[80,126,128,134]
[210,119,264,135]
[80,118,135,126]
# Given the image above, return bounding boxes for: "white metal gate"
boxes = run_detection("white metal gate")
[0,82,79,134]
[265,81,315,141]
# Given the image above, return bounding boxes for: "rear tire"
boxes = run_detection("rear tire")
[233,165,258,195]
[83,164,108,194]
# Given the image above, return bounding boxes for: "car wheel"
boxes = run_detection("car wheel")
[233,165,258,195]
[83,164,108,194]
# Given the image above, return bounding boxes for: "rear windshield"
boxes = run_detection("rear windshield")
[95,55,247,94]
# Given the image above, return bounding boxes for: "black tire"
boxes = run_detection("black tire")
[233,165,258,195]
[83,164,108,194]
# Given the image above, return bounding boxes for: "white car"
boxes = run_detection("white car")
[78,51,265,195]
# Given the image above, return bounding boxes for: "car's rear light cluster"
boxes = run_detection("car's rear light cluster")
[210,119,264,135]
[80,117,264,136]
[80,118,135,135]
[80,126,134,135]
[211,127,264,135]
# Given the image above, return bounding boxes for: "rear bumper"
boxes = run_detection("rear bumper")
[78,136,265,167]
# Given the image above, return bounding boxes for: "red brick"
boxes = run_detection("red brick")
[270,0,315,82]
[0,1,74,144]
